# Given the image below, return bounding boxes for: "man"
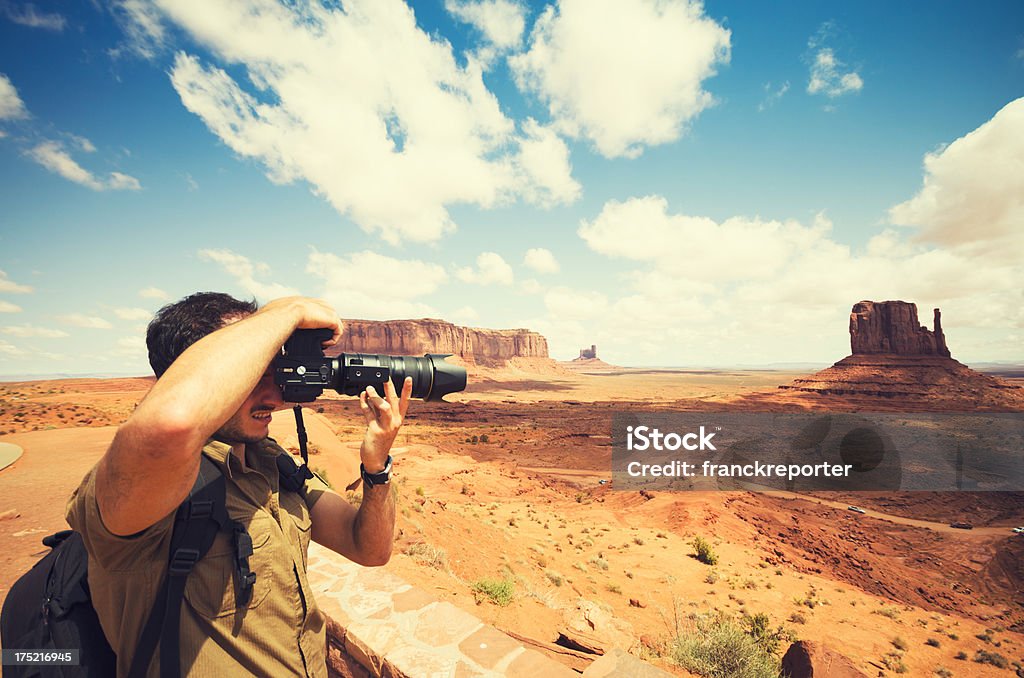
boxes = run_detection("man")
[66,293,410,677]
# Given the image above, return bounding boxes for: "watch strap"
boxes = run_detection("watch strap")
[361,455,393,487]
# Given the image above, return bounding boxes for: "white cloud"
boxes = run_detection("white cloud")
[154,1,579,244]
[197,248,299,301]
[114,307,153,321]
[0,270,32,293]
[115,335,147,356]
[0,300,22,312]
[109,0,168,59]
[758,81,790,112]
[58,313,113,329]
[806,26,862,99]
[456,251,514,285]
[306,249,448,320]
[0,339,25,357]
[889,97,1024,262]
[445,0,526,50]
[1,324,68,338]
[519,278,542,294]
[26,141,142,191]
[449,305,479,324]
[552,188,1024,365]
[0,73,29,120]
[2,3,67,31]
[510,0,730,158]
[139,286,170,300]
[523,247,559,274]
[516,118,581,207]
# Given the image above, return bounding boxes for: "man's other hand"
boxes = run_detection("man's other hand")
[359,377,412,472]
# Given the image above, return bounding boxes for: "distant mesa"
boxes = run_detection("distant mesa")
[779,300,1023,407]
[576,344,598,360]
[329,318,549,368]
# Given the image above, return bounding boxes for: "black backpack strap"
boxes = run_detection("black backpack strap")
[277,452,313,495]
[127,455,229,678]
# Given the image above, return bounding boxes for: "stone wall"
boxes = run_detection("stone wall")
[308,545,676,677]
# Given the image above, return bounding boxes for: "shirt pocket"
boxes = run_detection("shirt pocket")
[184,515,274,619]
[285,503,313,571]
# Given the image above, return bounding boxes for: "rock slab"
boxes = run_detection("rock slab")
[781,640,868,678]
[849,301,950,357]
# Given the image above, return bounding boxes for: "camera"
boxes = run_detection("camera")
[272,328,467,403]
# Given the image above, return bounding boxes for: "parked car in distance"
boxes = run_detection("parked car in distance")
[1013,526,1024,534]
[950,522,974,530]
[847,505,866,514]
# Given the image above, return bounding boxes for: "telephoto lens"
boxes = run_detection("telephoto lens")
[273,328,467,403]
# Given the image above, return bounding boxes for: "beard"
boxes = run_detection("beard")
[212,407,273,445]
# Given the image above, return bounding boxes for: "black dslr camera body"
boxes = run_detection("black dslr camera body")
[272,328,467,403]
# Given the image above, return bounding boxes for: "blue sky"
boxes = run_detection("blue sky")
[1,0,1022,376]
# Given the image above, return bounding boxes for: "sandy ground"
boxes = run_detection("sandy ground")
[2,367,1023,676]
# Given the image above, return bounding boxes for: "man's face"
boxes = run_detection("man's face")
[213,370,285,445]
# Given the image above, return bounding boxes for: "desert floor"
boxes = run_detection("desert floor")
[1,366,1023,676]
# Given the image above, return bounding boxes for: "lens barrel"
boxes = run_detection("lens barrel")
[335,353,467,402]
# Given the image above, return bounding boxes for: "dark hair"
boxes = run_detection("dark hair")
[146,292,258,377]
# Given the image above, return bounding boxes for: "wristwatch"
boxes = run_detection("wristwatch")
[360,455,393,487]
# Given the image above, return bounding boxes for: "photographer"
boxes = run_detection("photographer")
[65,293,409,677]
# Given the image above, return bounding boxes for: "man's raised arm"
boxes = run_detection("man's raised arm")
[96,297,340,537]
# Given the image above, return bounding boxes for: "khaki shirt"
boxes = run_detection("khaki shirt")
[66,439,332,678]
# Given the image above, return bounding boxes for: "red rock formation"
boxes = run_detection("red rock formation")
[774,301,1024,408]
[781,640,868,677]
[329,318,548,367]
[849,301,950,357]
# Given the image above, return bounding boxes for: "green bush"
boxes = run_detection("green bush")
[472,578,515,606]
[692,537,719,566]
[973,650,1008,668]
[670,612,781,678]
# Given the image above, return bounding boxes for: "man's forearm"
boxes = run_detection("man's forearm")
[351,483,396,566]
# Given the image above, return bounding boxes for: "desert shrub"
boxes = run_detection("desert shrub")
[670,612,781,678]
[873,606,900,619]
[788,612,806,624]
[606,583,622,594]
[974,631,993,643]
[692,536,719,566]
[415,485,425,496]
[589,556,609,571]
[742,612,789,655]
[934,668,952,678]
[973,650,1008,668]
[954,651,967,660]
[545,570,564,587]
[881,652,908,674]
[471,578,514,606]
[405,542,448,570]
[892,636,908,651]
[479,434,489,443]
[925,637,941,648]
[705,570,720,585]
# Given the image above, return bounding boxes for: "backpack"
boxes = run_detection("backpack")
[1,450,312,678]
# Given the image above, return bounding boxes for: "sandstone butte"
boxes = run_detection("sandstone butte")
[328,318,548,367]
[779,300,1023,407]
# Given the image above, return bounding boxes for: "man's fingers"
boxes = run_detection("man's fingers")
[399,376,412,417]
[383,378,400,410]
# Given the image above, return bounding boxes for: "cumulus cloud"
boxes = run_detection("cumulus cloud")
[806,25,862,99]
[552,188,1024,364]
[0,339,25,357]
[139,286,170,300]
[1,324,68,338]
[449,305,480,323]
[27,140,142,191]
[0,270,32,293]
[58,313,113,329]
[456,251,515,285]
[152,0,580,245]
[0,301,22,312]
[517,118,581,206]
[2,2,66,31]
[114,307,153,321]
[889,97,1024,262]
[0,73,28,120]
[523,247,559,274]
[306,248,448,320]
[510,0,730,158]
[198,248,299,301]
[445,0,526,51]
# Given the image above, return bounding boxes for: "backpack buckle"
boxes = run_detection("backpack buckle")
[169,547,201,576]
